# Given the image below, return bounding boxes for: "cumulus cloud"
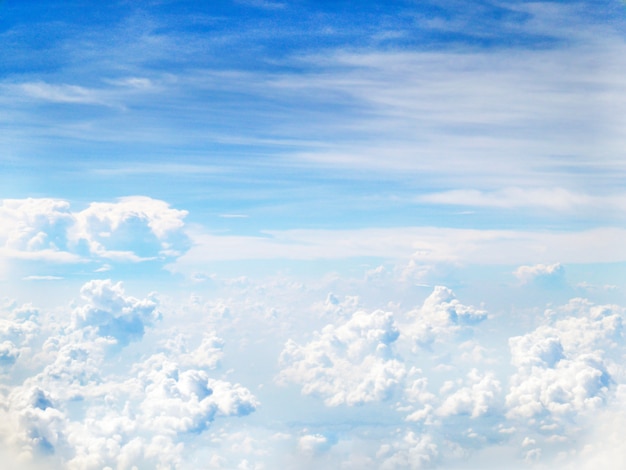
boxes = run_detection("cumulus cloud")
[437,369,502,419]
[277,308,406,406]
[0,303,39,372]
[69,196,189,261]
[0,197,188,269]
[513,262,565,285]
[131,354,258,435]
[0,280,258,469]
[71,279,160,347]
[298,433,334,456]
[0,198,79,264]
[406,286,487,348]
[506,299,622,427]
[377,431,439,470]
[2,266,625,469]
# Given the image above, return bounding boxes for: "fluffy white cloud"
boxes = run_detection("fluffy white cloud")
[406,286,487,348]
[506,299,622,425]
[437,369,501,419]
[128,353,258,435]
[0,303,39,372]
[71,279,160,346]
[513,262,565,285]
[277,308,406,406]
[69,196,188,261]
[0,280,258,469]
[417,188,626,214]
[298,433,334,456]
[377,431,439,470]
[0,197,188,270]
[0,198,79,264]
[3,266,626,469]
[162,332,225,370]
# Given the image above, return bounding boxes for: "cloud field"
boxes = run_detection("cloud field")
[1,0,625,468]
[0,196,624,469]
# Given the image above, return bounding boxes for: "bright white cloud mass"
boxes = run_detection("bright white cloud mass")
[1,1,626,469]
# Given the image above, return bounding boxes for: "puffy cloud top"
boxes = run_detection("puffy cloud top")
[278,309,405,406]
[407,286,487,348]
[507,300,622,423]
[0,280,258,469]
[0,197,188,270]
[72,279,160,346]
[514,262,565,285]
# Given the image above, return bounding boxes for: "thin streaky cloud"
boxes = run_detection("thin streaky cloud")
[417,188,626,213]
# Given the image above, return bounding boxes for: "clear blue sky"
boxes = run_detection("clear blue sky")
[1,1,626,468]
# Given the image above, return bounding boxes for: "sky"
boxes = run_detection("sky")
[1,0,626,468]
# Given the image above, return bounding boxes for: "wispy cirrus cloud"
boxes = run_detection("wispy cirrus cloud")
[417,188,626,213]
[1,2,624,198]
[17,82,109,106]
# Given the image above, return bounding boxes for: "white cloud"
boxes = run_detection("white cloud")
[277,308,406,406]
[21,276,64,281]
[405,286,487,349]
[132,354,258,435]
[437,369,501,419]
[513,263,565,285]
[69,196,188,260]
[0,198,73,252]
[71,279,160,347]
[298,433,333,456]
[377,432,439,469]
[3,269,626,469]
[0,280,258,469]
[17,82,107,106]
[0,197,188,269]
[171,226,626,268]
[278,41,626,192]
[162,332,225,370]
[506,299,622,425]
[2,1,626,468]
[0,303,39,371]
[417,188,626,214]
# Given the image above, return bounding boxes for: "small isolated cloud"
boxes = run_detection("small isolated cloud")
[513,262,564,285]
[277,309,406,406]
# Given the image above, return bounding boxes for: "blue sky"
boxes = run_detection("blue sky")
[1,1,626,469]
